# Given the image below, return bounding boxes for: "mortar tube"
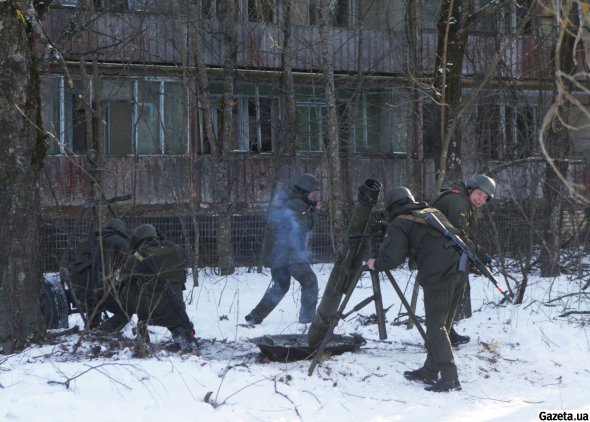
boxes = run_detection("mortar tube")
[308,179,381,347]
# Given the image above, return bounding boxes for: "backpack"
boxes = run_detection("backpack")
[396,207,459,237]
[67,230,100,289]
[131,240,188,286]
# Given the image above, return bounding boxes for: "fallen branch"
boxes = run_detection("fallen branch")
[47,363,137,390]
[558,310,590,317]
[273,378,302,420]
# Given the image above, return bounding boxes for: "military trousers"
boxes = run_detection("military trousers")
[250,262,318,323]
[422,271,467,382]
[116,279,192,333]
[453,272,472,321]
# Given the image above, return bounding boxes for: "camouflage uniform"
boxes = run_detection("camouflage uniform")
[372,199,465,389]
[247,186,320,324]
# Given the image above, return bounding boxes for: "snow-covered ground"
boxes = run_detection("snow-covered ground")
[2,264,590,421]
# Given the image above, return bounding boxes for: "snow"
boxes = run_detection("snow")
[2,264,590,422]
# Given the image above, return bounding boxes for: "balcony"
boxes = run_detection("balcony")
[42,7,553,79]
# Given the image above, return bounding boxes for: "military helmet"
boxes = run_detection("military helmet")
[104,218,129,238]
[294,173,321,193]
[467,174,496,200]
[384,186,416,211]
[130,224,158,250]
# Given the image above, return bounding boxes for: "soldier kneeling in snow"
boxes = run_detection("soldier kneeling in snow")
[100,224,197,353]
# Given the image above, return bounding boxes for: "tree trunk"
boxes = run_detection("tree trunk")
[216,0,238,275]
[405,0,424,198]
[279,0,297,156]
[539,0,577,277]
[433,0,469,189]
[0,3,45,351]
[319,0,347,250]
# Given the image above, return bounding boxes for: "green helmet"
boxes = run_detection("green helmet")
[294,173,321,193]
[104,218,129,238]
[384,186,416,211]
[130,224,158,250]
[467,174,496,200]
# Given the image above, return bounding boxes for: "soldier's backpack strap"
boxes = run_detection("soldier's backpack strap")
[396,208,460,235]
[397,208,469,271]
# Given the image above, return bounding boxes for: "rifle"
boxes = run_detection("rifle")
[424,212,513,303]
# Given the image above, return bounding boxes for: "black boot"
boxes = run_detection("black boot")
[403,367,438,385]
[171,326,198,353]
[449,327,470,347]
[424,379,462,392]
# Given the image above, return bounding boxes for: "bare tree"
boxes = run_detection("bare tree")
[0,1,48,351]
[318,0,347,249]
[540,0,581,277]
[432,0,513,189]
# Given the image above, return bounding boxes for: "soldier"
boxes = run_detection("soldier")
[431,174,496,346]
[61,218,130,328]
[245,173,322,325]
[101,224,197,353]
[367,187,464,392]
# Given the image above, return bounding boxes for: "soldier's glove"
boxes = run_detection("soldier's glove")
[482,255,492,266]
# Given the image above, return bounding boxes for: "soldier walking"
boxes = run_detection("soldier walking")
[246,173,322,325]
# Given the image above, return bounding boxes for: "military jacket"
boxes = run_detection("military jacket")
[431,183,474,237]
[63,228,128,288]
[262,187,318,267]
[373,204,461,290]
[432,182,486,256]
[123,239,188,287]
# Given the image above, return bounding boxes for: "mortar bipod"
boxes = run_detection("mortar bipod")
[356,268,428,343]
[308,267,428,376]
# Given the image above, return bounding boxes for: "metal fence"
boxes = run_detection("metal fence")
[41,202,588,272]
[41,212,335,272]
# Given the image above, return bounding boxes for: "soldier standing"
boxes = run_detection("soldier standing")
[431,174,496,346]
[367,187,464,392]
[245,173,321,325]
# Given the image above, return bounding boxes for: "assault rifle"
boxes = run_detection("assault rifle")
[424,212,513,303]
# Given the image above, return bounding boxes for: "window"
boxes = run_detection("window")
[41,77,91,155]
[197,88,278,153]
[41,78,62,155]
[293,89,406,154]
[422,100,440,159]
[94,0,129,11]
[247,0,275,23]
[246,98,274,152]
[475,0,537,34]
[476,100,538,160]
[352,90,407,154]
[296,102,325,152]
[127,0,171,13]
[56,0,81,6]
[309,0,351,27]
[100,79,134,155]
[476,103,502,160]
[41,76,188,156]
[202,0,218,17]
[422,0,440,31]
